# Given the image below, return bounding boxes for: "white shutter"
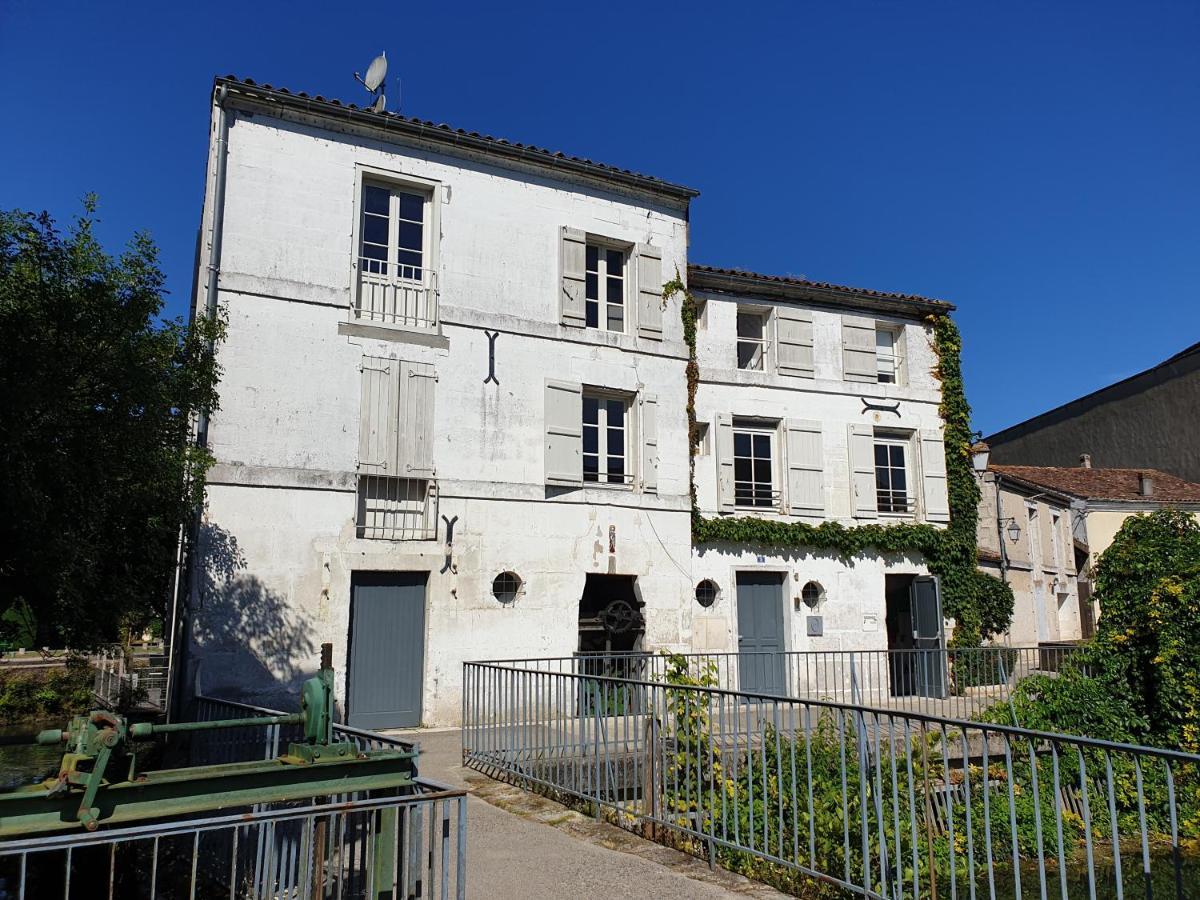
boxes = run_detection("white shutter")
[785,420,824,515]
[920,429,950,524]
[560,226,587,328]
[545,380,583,485]
[776,307,815,378]
[842,315,878,383]
[715,413,735,512]
[635,244,663,341]
[358,356,399,475]
[399,361,437,477]
[640,393,659,493]
[848,424,878,519]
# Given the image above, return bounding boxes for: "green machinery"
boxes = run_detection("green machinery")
[0,644,418,838]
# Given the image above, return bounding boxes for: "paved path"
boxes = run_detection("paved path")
[386,727,786,900]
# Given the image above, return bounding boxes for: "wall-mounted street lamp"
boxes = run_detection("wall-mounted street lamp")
[1001,518,1022,543]
[970,441,991,473]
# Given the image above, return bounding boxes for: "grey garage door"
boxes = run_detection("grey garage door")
[348,571,427,729]
[736,572,786,696]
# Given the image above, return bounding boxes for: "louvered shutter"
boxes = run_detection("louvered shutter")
[358,356,399,475]
[1041,507,1058,571]
[545,380,583,485]
[1063,516,1076,574]
[777,307,815,378]
[848,424,878,519]
[640,393,659,493]
[785,420,824,515]
[920,430,950,524]
[842,315,878,382]
[636,244,663,340]
[398,361,437,477]
[715,413,735,512]
[560,227,587,328]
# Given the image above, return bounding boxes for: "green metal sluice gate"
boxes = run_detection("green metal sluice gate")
[0,644,467,899]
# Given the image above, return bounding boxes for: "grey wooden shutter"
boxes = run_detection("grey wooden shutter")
[842,315,878,382]
[920,430,950,523]
[545,380,583,485]
[640,393,659,493]
[560,227,587,328]
[848,424,878,519]
[358,356,399,475]
[636,244,663,340]
[398,361,437,477]
[715,413,735,512]
[1041,507,1058,571]
[785,420,824,515]
[776,307,815,378]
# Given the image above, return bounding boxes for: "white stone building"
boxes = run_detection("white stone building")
[185,77,962,726]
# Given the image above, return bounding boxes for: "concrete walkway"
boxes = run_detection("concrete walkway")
[386,727,787,900]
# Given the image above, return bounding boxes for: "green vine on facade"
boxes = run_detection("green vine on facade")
[663,270,1013,645]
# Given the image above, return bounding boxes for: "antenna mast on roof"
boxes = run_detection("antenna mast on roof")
[354,51,388,113]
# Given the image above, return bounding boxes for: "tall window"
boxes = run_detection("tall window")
[1051,512,1062,570]
[876,326,900,383]
[737,309,769,370]
[733,422,776,507]
[874,436,911,513]
[360,184,424,281]
[582,393,629,484]
[585,245,625,332]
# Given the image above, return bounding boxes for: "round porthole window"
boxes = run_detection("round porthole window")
[801,581,824,610]
[492,572,522,605]
[695,579,719,609]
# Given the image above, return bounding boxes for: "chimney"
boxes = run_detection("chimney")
[1138,473,1153,497]
[1079,454,1092,469]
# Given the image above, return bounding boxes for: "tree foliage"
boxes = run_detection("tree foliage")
[0,200,223,649]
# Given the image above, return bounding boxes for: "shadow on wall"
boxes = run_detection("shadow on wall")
[189,523,315,711]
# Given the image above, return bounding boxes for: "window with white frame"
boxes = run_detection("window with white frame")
[737,308,770,370]
[733,420,777,508]
[582,392,631,485]
[1051,512,1063,571]
[875,326,901,383]
[874,434,913,514]
[585,244,626,332]
[356,182,436,329]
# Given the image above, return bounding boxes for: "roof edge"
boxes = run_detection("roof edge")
[213,77,700,203]
[687,264,955,317]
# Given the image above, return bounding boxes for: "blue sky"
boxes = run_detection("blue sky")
[2,1,1196,434]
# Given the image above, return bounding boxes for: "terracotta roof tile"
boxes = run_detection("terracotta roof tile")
[687,264,954,313]
[990,466,1200,503]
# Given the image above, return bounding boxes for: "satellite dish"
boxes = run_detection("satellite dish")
[354,51,389,111]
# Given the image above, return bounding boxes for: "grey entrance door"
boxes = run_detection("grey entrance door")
[348,572,427,729]
[909,575,947,698]
[736,572,786,695]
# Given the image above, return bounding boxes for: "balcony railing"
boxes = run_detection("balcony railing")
[353,262,438,330]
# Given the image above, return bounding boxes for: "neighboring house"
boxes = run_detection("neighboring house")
[975,469,1086,646]
[186,76,962,727]
[686,266,955,688]
[990,464,1200,570]
[987,341,1200,483]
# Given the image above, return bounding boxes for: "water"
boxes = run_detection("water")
[0,723,61,791]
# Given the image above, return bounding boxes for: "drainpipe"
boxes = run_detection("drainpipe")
[166,84,231,722]
[994,472,1010,585]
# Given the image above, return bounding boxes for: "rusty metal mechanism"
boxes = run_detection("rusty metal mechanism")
[2,643,417,837]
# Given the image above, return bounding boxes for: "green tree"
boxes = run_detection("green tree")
[0,200,222,649]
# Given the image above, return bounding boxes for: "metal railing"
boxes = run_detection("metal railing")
[355,475,438,541]
[0,783,467,900]
[463,656,1198,899]
[92,650,168,711]
[482,646,1084,724]
[190,694,418,764]
[353,264,438,330]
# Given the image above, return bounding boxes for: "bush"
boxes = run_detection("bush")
[0,655,94,724]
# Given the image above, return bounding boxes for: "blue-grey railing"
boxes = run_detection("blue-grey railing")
[481,645,1083,724]
[463,656,1198,900]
